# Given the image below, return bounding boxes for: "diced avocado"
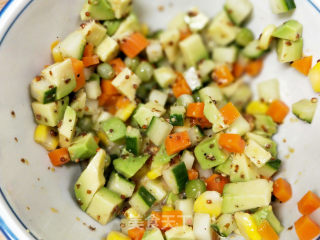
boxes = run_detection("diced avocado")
[129,186,156,215]
[272,20,302,41]
[68,133,99,161]
[206,11,239,46]
[257,159,282,178]
[276,38,303,63]
[113,14,140,40]
[31,96,68,127]
[184,7,209,32]
[154,66,177,88]
[246,132,278,158]
[60,30,86,60]
[195,136,229,170]
[212,213,237,237]
[107,171,135,198]
[292,98,318,123]
[95,36,119,62]
[216,157,232,175]
[213,45,238,64]
[104,19,122,36]
[58,106,77,148]
[242,40,266,59]
[41,59,76,100]
[151,144,177,170]
[179,34,208,67]
[146,40,164,63]
[199,85,223,103]
[147,117,173,146]
[70,90,87,118]
[80,0,115,21]
[113,155,150,178]
[143,179,167,202]
[112,67,141,101]
[165,226,196,240]
[254,114,278,137]
[142,228,164,240]
[74,149,107,211]
[224,0,253,25]
[133,102,166,127]
[222,179,273,213]
[101,117,126,142]
[252,206,284,234]
[230,83,252,111]
[203,98,228,133]
[230,153,259,182]
[86,187,123,224]
[244,139,272,168]
[108,0,131,19]
[235,28,254,47]
[82,21,107,46]
[160,29,180,63]
[30,77,57,104]
[126,126,142,155]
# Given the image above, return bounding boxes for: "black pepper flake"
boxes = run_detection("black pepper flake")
[76,184,81,189]
[60,157,67,163]
[125,75,130,79]
[188,11,198,17]
[50,130,57,137]
[20,158,26,163]
[87,190,92,194]
[36,114,42,120]
[206,200,212,204]
[120,194,126,199]
[49,71,53,76]
[80,23,86,29]
[285,41,292,46]
[49,85,54,89]
[64,78,71,84]
[14,137,18,142]
[85,12,90,17]
[88,225,96,231]
[11,111,16,118]
[109,129,114,133]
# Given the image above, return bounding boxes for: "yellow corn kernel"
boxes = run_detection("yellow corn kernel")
[246,101,269,115]
[309,62,320,92]
[162,205,175,212]
[51,40,64,63]
[194,191,222,218]
[140,23,149,36]
[34,125,59,151]
[124,208,142,219]
[106,231,130,240]
[115,102,136,122]
[234,212,261,240]
[147,168,162,180]
[97,130,109,146]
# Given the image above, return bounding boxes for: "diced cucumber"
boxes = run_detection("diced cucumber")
[168,13,188,32]
[101,117,126,142]
[104,19,122,36]
[126,126,142,155]
[199,85,224,103]
[147,117,173,146]
[244,139,272,168]
[166,192,179,207]
[254,114,278,137]
[212,213,237,237]
[30,77,57,104]
[146,40,164,63]
[198,60,216,81]
[151,144,176,170]
[252,206,284,234]
[170,106,186,126]
[246,132,278,158]
[82,21,107,46]
[193,213,213,240]
[133,102,166,128]
[107,171,135,198]
[163,162,188,194]
[230,83,252,110]
[165,226,196,240]
[184,7,209,32]
[113,155,150,178]
[84,99,99,116]
[222,179,273,213]
[276,38,303,63]
[213,45,238,64]
[58,106,77,148]
[226,115,250,136]
[160,29,180,63]
[112,14,140,40]
[259,24,277,50]
[175,199,194,225]
[225,0,253,25]
[292,98,318,123]
[68,133,99,161]
[176,94,194,108]
[154,66,177,88]
[230,153,259,182]
[85,80,101,100]
[60,30,86,60]
[257,78,280,103]
[216,157,232,175]
[242,40,266,59]
[272,20,302,41]
[203,99,227,133]
[149,89,168,106]
[95,36,119,62]
[143,179,167,202]
[129,186,156,215]
[71,90,86,118]
[188,126,204,146]
[108,0,131,19]
[142,228,164,240]
[236,28,254,47]
[80,0,115,21]
[181,150,195,170]
[257,159,281,178]
[269,0,296,14]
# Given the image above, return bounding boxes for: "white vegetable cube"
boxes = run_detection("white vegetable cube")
[82,21,107,46]
[60,30,87,60]
[108,0,132,19]
[184,67,202,91]
[175,199,194,225]
[184,7,209,32]
[146,40,163,63]
[84,99,99,116]
[181,150,195,170]
[112,67,141,101]
[133,102,166,127]
[244,139,272,168]
[85,80,102,100]
[154,67,177,88]
[257,79,280,103]
[193,213,213,240]
[147,117,173,146]
[95,36,119,62]
[149,89,168,106]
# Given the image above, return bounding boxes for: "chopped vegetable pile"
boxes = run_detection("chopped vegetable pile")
[30,0,320,239]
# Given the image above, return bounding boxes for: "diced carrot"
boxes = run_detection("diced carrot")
[116,95,131,109]
[180,28,192,41]
[70,58,85,92]
[233,61,246,78]
[295,215,320,240]
[266,100,289,124]
[245,59,263,77]
[291,56,313,76]
[149,211,162,229]
[218,133,246,154]
[103,95,119,115]
[82,55,100,67]
[165,131,191,155]
[172,73,191,98]
[205,174,230,194]
[48,148,70,166]
[128,227,145,240]
[98,80,120,106]
[257,220,279,240]
[161,210,183,231]
[298,191,320,215]
[212,65,234,87]
[109,58,126,75]
[186,102,205,118]
[120,32,149,58]
[220,102,241,125]
[191,117,212,129]
[188,169,199,180]
[83,43,94,57]
[273,178,292,203]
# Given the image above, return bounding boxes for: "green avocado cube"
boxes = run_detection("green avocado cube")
[113,155,150,178]
[101,117,126,142]
[68,133,99,161]
[80,0,115,21]
[272,20,302,41]
[276,38,303,63]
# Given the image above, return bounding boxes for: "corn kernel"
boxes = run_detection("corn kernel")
[51,41,64,63]
[309,62,320,92]
[162,205,175,212]
[246,101,269,115]
[140,23,149,36]
[147,168,162,180]
[124,208,142,219]
[234,212,261,240]
[34,125,59,151]
[106,231,130,240]
[115,102,136,122]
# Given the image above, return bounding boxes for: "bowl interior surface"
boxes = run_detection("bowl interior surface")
[0,0,320,239]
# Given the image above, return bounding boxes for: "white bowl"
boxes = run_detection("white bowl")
[0,0,320,239]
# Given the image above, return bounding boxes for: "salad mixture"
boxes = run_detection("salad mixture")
[29,0,320,239]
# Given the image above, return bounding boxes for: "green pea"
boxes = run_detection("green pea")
[185,179,206,199]
[125,57,140,71]
[135,61,154,82]
[97,63,115,80]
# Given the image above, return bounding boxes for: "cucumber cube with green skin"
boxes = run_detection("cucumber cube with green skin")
[160,29,180,63]
[246,132,278,158]
[30,77,57,104]
[68,133,99,162]
[170,106,186,126]
[236,28,254,47]
[203,98,228,133]
[225,0,253,26]
[41,59,76,100]
[194,136,229,170]
[58,106,77,148]
[272,20,302,41]
[149,89,168,106]
[31,96,69,127]
[80,0,115,21]
[276,38,303,63]
[216,158,233,176]
[292,98,318,123]
[86,187,123,225]
[126,126,142,155]
[212,213,237,237]
[252,206,284,234]
[74,149,107,211]
[107,171,136,198]
[176,94,194,108]
[154,66,177,88]
[199,85,223,103]
[198,60,216,80]
[144,179,167,202]
[113,155,150,178]
[70,90,86,118]
[257,159,281,178]
[60,30,87,60]
[113,14,140,40]
[188,126,204,146]
[104,19,122,36]
[254,114,278,137]
[129,186,156,215]
[166,192,179,206]
[179,34,208,67]
[82,21,107,46]
[242,40,266,59]
[133,102,166,128]
[151,144,177,170]
[226,115,250,136]
[269,0,296,14]
[163,162,189,194]
[101,117,126,142]
[147,117,173,146]
[230,153,259,182]
[95,36,119,62]
[222,179,273,213]
[108,0,132,19]
[213,45,238,64]
[142,228,164,240]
